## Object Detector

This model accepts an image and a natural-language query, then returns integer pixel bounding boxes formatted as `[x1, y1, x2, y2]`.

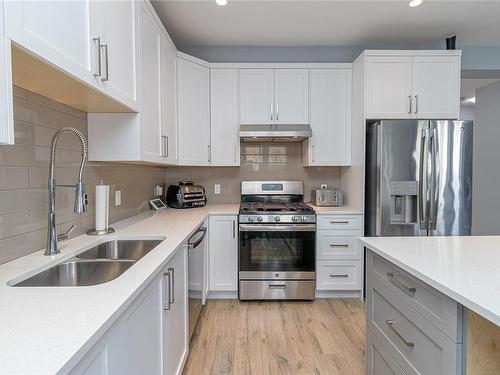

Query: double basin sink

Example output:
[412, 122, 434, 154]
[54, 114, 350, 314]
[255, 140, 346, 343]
[12, 239, 163, 287]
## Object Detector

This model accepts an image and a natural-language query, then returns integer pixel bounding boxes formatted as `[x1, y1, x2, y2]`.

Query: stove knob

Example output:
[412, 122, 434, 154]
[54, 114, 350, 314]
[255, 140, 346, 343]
[301, 216, 308, 222]
[257, 216, 263, 222]
[274, 216, 281, 222]
[248, 217, 255, 222]
[292, 216, 299, 222]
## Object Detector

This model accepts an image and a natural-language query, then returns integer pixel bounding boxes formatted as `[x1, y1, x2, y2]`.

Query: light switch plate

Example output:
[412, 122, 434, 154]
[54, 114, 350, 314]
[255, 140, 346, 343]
[320, 184, 328, 189]
[115, 190, 122, 206]
[214, 184, 221, 195]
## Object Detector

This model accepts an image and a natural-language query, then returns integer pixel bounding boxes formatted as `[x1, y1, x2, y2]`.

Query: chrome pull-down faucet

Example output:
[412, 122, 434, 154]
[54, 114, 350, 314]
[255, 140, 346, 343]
[45, 127, 88, 256]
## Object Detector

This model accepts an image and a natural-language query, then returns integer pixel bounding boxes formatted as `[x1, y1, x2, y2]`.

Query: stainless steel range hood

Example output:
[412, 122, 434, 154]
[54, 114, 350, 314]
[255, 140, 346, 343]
[239, 124, 312, 143]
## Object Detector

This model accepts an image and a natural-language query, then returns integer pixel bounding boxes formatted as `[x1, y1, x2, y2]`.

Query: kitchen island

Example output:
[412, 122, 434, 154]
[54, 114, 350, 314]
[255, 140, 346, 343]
[361, 236, 500, 374]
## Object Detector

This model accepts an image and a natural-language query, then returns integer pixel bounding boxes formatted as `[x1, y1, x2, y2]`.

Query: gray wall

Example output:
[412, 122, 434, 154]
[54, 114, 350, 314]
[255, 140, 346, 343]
[472, 80, 500, 235]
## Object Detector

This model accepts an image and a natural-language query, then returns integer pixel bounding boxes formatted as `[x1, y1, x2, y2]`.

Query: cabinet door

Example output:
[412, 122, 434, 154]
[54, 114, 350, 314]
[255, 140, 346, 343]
[275, 69, 309, 125]
[163, 247, 188, 375]
[177, 58, 210, 166]
[160, 30, 178, 163]
[124, 276, 163, 375]
[412, 56, 460, 119]
[138, 3, 162, 161]
[4, 0, 96, 87]
[0, 7, 14, 145]
[306, 69, 351, 166]
[240, 69, 274, 125]
[209, 215, 238, 291]
[366, 56, 413, 119]
[211, 69, 240, 166]
[99, 0, 138, 108]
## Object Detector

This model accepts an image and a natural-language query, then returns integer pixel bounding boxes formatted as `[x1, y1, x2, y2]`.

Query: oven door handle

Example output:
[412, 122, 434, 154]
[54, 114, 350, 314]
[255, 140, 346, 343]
[239, 224, 316, 232]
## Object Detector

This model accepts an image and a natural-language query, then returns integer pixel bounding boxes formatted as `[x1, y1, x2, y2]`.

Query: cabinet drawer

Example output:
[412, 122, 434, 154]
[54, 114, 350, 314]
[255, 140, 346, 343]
[317, 215, 362, 230]
[367, 251, 462, 342]
[317, 232, 360, 259]
[316, 260, 361, 290]
[367, 274, 462, 375]
[366, 327, 407, 375]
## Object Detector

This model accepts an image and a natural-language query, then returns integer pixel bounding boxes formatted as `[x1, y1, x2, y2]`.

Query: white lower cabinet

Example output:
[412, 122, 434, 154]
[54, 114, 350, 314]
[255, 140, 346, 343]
[209, 215, 238, 292]
[315, 214, 363, 296]
[71, 245, 188, 375]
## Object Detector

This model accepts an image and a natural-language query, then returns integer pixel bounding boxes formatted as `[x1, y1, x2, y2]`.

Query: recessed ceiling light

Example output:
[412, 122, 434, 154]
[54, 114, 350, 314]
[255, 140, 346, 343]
[409, 0, 423, 7]
[216, 0, 228, 6]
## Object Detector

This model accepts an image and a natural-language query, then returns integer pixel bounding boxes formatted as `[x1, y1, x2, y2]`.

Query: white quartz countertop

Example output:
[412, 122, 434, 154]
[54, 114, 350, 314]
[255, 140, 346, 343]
[0, 204, 239, 374]
[360, 236, 500, 327]
[307, 204, 363, 215]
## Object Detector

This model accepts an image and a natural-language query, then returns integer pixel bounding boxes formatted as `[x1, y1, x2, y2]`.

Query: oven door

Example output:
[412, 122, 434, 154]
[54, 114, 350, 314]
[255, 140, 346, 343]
[239, 223, 316, 280]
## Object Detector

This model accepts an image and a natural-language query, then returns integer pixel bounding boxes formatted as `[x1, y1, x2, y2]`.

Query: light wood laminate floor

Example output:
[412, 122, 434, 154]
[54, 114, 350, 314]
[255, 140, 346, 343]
[183, 299, 366, 375]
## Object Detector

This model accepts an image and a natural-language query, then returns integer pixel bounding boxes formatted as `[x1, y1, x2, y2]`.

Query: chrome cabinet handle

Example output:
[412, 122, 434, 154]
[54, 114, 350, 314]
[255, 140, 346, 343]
[269, 284, 286, 289]
[232, 220, 236, 238]
[163, 272, 171, 310]
[387, 272, 416, 295]
[92, 37, 101, 77]
[330, 274, 348, 278]
[386, 320, 415, 348]
[168, 267, 175, 304]
[165, 136, 169, 157]
[234, 144, 237, 163]
[330, 244, 349, 248]
[408, 95, 412, 114]
[330, 220, 349, 224]
[312, 144, 315, 163]
[276, 103, 279, 121]
[415, 95, 419, 114]
[161, 136, 167, 157]
[208, 145, 211, 163]
[270, 104, 274, 121]
[101, 43, 109, 82]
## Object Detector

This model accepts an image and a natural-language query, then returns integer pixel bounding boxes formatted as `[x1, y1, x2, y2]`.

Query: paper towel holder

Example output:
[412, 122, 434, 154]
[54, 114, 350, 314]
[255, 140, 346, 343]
[87, 227, 115, 236]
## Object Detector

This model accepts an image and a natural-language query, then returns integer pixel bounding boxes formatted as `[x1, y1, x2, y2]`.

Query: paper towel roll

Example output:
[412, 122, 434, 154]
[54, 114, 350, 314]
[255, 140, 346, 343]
[95, 183, 109, 231]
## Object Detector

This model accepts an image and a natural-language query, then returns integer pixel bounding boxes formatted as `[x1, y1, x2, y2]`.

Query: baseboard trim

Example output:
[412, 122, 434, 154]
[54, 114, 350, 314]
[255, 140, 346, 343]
[207, 290, 238, 300]
[315, 290, 362, 300]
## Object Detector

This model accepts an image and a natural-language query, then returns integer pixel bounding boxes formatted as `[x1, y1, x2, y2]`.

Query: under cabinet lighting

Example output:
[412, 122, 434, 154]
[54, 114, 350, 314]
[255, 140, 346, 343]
[409, 0, 423, 7]
[216, 0, 228, 6]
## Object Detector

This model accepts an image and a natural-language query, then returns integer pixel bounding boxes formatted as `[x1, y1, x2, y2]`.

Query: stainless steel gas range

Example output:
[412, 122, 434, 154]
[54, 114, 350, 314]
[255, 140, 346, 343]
[238, 181, 316, 300]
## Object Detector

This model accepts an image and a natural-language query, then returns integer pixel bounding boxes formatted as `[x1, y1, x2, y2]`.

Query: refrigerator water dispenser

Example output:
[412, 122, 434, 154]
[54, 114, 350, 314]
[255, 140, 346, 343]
[389, 181, 418, 224]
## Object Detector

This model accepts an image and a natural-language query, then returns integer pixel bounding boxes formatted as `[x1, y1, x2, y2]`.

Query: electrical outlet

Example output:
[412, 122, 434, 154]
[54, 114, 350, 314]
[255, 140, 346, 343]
[115, 190, 122, 206]
[214, 184, 221, 195]
[321, 184, 328, 189]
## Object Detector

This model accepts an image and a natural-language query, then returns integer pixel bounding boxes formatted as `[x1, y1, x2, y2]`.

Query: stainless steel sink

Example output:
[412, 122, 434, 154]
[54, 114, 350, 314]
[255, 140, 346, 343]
[12, 260, 135, 287]
[76, 239, 163, 261]
[11, 238, 164, 287]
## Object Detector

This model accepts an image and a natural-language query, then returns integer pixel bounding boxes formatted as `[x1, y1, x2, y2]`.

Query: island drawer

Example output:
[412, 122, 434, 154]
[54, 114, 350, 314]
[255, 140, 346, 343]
[316, 260, 361, 290]
[367, 274, 463, 375]
[367, 251, 463, 342]
[317, 215, 362, 230]
[316, 231, 361, 260]
[366, 327, 407, 375]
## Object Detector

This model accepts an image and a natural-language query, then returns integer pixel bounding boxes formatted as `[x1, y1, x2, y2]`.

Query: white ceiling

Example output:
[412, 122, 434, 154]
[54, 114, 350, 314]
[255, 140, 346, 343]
[152, 0, 500, 47]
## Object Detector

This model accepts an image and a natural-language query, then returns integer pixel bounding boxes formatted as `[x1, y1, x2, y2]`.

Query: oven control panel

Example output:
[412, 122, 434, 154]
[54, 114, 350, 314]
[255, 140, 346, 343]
[239, 214, 316, 224]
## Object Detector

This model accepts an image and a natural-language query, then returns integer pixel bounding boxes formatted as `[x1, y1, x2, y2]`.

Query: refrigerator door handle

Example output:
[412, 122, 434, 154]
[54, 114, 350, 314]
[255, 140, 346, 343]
[418, 129, 429, 231]
[429, 128, 438, 230]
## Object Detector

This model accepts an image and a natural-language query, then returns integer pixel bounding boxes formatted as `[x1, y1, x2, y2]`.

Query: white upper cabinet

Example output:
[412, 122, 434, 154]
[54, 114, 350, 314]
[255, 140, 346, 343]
[304, 68, 352, 166]
[93, 0, 138, 108]
[0, 5, 13, 145]
[240, 69, 274, 125]
[177, 57, 210, 166]
[365, 56, 413, 119]
[138, 2, 162, 161]
[412, 56, 460, 119]
[4, 0, 139, 111]
[275, 69, 309, 124]
[240, 68, 309, 125]
[365, 52, 461, 120]
[160, 31, 178, 164]
[210, 69, 240, 166]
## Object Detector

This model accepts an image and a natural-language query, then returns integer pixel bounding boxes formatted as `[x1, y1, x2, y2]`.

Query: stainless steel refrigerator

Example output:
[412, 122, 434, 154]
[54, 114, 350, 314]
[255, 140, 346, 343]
[365, 120, 473, 237]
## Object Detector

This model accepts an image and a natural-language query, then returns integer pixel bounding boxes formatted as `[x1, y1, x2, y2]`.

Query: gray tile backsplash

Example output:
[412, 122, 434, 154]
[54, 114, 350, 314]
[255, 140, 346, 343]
[0, 87, 164, 265]
[165, 143, 341, 204]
